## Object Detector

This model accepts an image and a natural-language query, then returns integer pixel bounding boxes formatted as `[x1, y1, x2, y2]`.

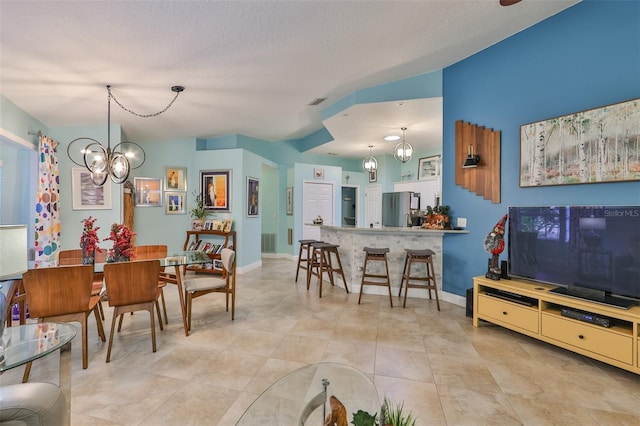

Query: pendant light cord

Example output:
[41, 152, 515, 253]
[108, 86, 183, 118]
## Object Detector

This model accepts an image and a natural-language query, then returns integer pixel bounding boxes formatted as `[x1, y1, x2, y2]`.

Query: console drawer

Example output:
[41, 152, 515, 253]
[541, 314, 633, 365]
[477, 294, 539, 333]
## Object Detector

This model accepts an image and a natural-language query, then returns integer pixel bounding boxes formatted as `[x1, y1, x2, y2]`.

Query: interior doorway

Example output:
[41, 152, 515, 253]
[341, 185, 358, 227]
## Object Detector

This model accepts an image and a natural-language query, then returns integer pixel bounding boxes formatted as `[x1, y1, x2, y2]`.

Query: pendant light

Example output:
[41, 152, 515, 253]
[362, 145, 378, 172]
[394, 127, 413, 163]
[67, 85, 185, 185]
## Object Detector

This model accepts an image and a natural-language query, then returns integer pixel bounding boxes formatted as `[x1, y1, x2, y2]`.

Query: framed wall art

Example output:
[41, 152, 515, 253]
[165, 191, 186, 214]
[165, 166, 187, 191]
[286, 186, 293, 215]
[520, 98, 640, 187]
[247, 176, 259, 217]
[200, 169, 231, 212]
[368, 169, 377, 183]
[418, 155, 440, 180]
[71, 167, 112, 210]
[314, 168, 325, 179]
[134, 177, 162, 207]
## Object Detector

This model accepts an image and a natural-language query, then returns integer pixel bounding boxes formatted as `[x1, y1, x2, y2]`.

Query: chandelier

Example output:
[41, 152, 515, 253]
[362, 145, 378, 172]
[394, 127, 413, 163]
[67, 85, 185, 185]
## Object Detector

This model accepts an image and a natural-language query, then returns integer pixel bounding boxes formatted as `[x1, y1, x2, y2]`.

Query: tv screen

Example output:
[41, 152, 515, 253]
[508, 205, 640, 301]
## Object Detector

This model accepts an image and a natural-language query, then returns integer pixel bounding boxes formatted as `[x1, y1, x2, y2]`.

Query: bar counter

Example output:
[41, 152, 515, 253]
[314, 225, 468, 298]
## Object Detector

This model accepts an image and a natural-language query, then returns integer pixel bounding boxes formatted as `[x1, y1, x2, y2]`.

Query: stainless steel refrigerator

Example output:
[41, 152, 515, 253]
[382, 191, 420, 227]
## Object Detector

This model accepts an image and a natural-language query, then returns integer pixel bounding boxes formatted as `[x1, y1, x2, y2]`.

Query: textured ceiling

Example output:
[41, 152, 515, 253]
[0, 0, 579, 158]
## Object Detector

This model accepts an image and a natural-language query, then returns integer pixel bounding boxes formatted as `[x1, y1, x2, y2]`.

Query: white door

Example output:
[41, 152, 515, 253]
[303, 182, 334, 240]
[365, 184, 382, 228]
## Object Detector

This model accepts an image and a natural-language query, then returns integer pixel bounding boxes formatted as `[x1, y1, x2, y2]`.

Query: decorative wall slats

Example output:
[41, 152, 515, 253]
[455, 120, 501, 204]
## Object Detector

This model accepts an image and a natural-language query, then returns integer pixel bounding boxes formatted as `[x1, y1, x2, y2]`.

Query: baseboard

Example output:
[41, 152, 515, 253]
[237, 260, 262, 275]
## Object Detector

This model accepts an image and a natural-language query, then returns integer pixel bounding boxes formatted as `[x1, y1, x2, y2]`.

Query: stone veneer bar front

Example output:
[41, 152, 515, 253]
[314, 225, 468, 299]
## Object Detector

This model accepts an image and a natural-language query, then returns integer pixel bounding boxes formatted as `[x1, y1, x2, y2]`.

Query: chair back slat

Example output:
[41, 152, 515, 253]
[104, 260, 161, 306]
[22, 265, 94, 317]
[132, 245, 168, 260]
[59, 249, 107, 264]
[221, 248, 235, 275]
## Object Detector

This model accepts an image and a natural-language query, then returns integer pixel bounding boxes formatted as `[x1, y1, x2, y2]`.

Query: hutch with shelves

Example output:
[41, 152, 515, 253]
[183, 230, 236, 275]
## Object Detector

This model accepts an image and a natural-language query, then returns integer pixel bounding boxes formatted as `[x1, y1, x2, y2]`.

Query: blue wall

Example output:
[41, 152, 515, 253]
[441, 0, 640, 295]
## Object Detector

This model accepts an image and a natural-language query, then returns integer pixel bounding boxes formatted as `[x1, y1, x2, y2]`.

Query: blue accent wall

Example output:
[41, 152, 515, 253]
[441, 0, 640, 296]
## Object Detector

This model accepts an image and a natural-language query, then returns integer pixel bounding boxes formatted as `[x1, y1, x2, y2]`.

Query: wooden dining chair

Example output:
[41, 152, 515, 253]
[59, 248, 108, 320]
[21, 264, 106, 375]
[183, 248, 236, 331]
[103, 260, 162, 362]
[132, 245, 169, 324]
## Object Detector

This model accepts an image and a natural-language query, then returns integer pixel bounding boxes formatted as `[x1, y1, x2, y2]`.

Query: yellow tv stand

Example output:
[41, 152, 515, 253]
[473, 275, 640, 375]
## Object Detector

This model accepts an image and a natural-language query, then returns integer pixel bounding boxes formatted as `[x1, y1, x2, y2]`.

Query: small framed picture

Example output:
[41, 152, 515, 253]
[314, 168, 325, 179]
[368, 169, 377, 183]
[223, 219, 233, 233]
[204, 220, 214, 230]
[165, 167, 187, 191]
[213, 220, 224, 231]
[213, 259, 224, 271]
[200, 169, 231, 212]
[247, 177, 259, 217]
[134, 177, 162, 207]
[418, 155, 441, 180]
[165, 191, 186, 214]
[286, 186, 293, 215]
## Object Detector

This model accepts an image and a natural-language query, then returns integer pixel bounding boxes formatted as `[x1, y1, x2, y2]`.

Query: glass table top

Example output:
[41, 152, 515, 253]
[0, 322, 77, 372]
[93, 251, 212, 272]
[236, 362, 380, 425]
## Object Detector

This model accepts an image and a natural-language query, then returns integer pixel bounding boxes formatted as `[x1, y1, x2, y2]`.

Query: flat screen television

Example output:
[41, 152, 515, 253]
[508, 205, 640, 309]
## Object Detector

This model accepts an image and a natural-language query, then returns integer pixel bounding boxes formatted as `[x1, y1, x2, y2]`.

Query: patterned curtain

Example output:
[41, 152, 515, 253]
[34, 134, 61, 268]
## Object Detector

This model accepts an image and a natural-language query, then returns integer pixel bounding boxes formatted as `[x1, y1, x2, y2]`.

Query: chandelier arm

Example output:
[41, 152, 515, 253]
[108, 87, 183, 118]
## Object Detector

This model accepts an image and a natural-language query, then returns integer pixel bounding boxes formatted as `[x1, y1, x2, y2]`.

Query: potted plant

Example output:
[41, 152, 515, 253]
[80, 216, 103, 264]
[104, 223, 136, 262]
[190, 191, 210, 230]
[351, 398, 417, 426]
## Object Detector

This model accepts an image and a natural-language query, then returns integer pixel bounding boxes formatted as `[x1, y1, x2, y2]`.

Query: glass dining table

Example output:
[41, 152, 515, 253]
[95, 251, 212, 337]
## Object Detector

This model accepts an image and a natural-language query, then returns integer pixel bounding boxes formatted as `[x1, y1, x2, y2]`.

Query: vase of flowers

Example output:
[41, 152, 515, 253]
[104, 223, 136, 262]
[80, 216, 102, 264]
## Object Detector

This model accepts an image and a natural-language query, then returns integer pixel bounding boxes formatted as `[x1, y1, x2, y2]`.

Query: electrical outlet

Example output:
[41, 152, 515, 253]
[457, 217, 467, 228]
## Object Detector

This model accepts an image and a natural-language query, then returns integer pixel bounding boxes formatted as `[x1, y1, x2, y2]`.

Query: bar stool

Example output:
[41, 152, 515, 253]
[306, 242, 349, 298]
[398, 248, 440, 310]
[295, 239, 320, 283]
[359, 247, 393, 307]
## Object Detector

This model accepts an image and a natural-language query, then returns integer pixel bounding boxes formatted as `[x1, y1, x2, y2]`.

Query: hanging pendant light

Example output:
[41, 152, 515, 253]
[394, 127, 413, 163]
[67, 85, 184, 185]
[362, 145, 378, 172]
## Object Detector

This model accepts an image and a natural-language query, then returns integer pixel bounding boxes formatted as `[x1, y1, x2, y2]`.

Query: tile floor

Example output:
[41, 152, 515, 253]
[3, 258, 639, 425]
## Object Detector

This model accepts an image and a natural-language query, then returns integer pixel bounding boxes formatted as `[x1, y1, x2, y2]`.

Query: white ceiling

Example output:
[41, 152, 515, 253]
[0, 0, 579, 159]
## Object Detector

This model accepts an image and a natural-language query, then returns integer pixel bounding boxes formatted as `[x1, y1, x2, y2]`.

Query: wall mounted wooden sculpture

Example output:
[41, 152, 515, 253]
[455, 120, 501, 204]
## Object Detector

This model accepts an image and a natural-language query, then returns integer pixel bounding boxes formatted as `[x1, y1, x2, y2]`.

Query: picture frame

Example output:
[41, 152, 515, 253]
[213, 259, 224, 271]
[213, 220, 224, 231]
[134, 177, 163, 207]
[520, 97, 640, 187]
[165, 166, 187, 191]
[314, 168, 325, 179]
[200, 169, 231, 212]
[165, 191, 186, 214]
[368, 169, 377, 183]
[71, 167, 112, 210]
[418, 155, 441, 180]
[286, 186, 293, 215]
[203, 220, 214, 230]
[223, 219, 233, 233]
[247, 176, 259, 217]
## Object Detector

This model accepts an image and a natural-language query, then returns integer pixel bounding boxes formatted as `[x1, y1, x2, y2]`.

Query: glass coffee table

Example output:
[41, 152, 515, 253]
[1, 323, 77, 423]
[237, 362, 380, 425]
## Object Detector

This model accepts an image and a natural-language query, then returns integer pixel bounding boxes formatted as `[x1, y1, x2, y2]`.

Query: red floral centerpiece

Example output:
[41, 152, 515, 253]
[80, 216, 103, 264]
[104, 223, 136, 262]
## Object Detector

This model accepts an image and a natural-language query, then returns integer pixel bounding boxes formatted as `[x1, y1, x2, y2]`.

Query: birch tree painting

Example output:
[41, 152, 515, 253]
[520, 98, 640, 187]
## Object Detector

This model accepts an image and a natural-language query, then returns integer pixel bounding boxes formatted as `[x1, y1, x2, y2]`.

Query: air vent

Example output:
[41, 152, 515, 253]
[308, 98, 327, 106]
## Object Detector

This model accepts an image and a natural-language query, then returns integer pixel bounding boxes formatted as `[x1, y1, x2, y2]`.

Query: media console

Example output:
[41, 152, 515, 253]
[473, 275, 640, 375]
